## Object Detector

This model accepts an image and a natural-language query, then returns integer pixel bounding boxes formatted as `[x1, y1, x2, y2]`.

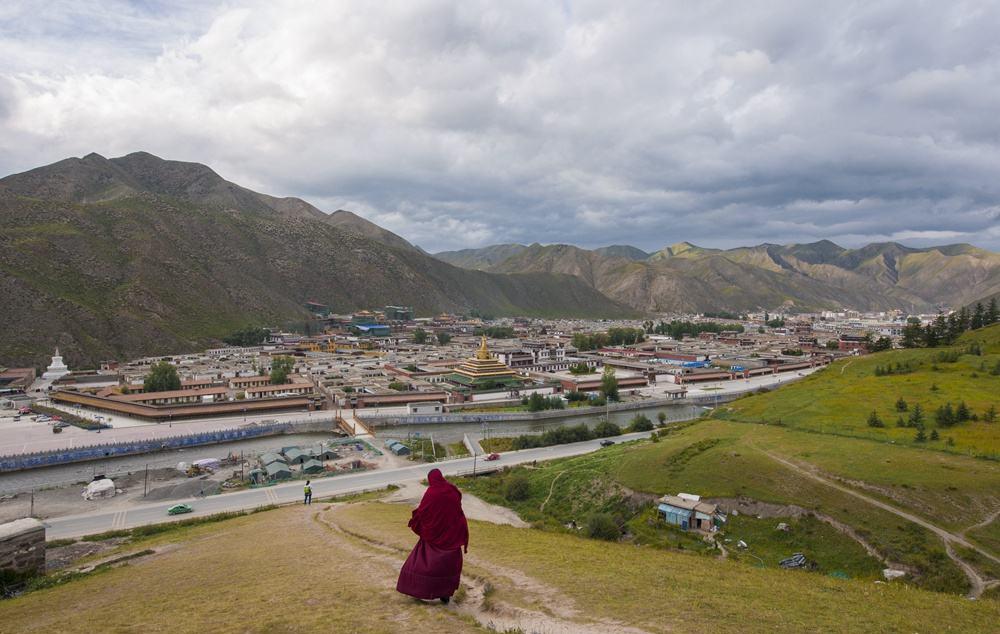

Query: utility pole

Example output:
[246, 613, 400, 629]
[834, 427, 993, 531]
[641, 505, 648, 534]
[29, 491, 34, 517]
[143, 464, 149, 497]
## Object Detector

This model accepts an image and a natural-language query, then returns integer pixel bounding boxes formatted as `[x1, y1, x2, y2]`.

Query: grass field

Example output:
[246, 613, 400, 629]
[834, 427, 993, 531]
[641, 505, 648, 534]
[716, 324, 1000, 458]
[460, 417, 1000, 594]
[333, 502, 999, 632]
[2, 498, 997, 632]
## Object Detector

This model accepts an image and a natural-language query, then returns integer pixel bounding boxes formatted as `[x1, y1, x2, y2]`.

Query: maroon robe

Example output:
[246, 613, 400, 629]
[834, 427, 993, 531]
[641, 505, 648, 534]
[396, 469, 469, 600]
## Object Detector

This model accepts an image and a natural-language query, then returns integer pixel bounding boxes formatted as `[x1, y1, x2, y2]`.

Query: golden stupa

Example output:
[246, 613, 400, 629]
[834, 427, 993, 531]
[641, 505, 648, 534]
[447, 335, 522, 389]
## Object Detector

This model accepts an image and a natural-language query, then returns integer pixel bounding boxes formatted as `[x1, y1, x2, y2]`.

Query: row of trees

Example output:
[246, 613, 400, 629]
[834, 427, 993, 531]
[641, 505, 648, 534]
[412, 328, 451, 345]
[901, 299, 1000, 348]
[643, 320, 744, 339]
[521, 393, 565, 411]
[868, 399, 996, 430]
[508, 421, 623, 450]
[475, 326, 515, 339]
[572, 328, 646, 351]
[222, 327, 269, 347]
[144, 354, 297, 393]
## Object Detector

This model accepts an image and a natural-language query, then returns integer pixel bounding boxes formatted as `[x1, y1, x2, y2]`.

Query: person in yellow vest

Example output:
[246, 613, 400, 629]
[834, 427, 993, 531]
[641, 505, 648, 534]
[304, 480, 312, 505]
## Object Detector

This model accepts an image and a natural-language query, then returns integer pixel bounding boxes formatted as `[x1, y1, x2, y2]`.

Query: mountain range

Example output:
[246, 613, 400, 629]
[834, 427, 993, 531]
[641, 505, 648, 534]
[435, 240, 1000, 314]
[4, 151, 998, 369]
[0, 152, 629, 368]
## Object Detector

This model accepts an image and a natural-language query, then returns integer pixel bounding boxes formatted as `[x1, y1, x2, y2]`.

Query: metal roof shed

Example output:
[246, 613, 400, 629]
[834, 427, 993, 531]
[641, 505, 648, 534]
[301, 459, 325, 474]
[266, 462, 292, 480]
[283, 448, 308, 464]
[261, 452, 286, 466]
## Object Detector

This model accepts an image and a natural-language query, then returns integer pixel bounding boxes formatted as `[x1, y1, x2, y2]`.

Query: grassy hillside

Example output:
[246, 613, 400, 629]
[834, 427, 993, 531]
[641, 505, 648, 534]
[460, 418, 1000, 595]
[2, 500, 996, 633]
[715, 324, 1000, 458]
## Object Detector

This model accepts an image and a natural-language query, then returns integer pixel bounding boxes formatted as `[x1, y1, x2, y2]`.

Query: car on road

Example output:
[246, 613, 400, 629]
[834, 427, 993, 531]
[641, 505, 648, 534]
[599, 439, 616, 447]
[167, 503, 193, 516]
[485, 453, 500, 461]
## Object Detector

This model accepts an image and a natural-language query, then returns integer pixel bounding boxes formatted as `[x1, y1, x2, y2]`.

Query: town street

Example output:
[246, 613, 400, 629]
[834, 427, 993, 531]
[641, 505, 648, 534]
[42, 431, 653, 540]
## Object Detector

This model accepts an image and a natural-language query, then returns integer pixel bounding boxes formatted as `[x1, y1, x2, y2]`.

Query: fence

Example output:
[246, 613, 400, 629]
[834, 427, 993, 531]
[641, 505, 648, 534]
[0, 422, 295, 472]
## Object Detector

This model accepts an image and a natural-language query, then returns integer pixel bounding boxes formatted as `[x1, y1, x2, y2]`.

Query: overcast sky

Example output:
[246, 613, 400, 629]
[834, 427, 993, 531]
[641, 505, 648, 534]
[2, 1, 999, 252]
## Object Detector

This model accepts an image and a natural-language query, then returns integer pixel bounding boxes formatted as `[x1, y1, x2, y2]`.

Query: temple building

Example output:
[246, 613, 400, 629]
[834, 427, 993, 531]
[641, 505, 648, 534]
[447, 336, 524, 390]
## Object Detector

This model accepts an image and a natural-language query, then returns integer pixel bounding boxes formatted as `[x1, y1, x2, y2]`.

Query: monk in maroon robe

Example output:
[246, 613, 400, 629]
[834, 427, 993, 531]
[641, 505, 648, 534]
[396, 468, 469, 603]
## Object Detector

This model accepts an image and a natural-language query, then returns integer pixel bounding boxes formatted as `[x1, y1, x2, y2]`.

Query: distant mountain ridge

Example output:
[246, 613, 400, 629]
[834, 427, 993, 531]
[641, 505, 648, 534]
[0, 152, 631, 368]
[436, 240, 1000, 314]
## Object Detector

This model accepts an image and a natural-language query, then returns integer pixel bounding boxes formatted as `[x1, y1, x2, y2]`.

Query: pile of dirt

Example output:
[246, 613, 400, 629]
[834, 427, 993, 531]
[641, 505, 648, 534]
[144, 478, 221, 501]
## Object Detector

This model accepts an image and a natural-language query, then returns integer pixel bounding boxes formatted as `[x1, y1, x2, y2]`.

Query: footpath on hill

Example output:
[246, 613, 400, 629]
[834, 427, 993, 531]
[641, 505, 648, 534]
[757, 445, 1000, 598]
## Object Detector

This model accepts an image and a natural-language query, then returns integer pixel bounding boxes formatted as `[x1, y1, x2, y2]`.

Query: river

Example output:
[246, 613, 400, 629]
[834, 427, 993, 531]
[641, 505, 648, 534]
[0, 403, 705, 494]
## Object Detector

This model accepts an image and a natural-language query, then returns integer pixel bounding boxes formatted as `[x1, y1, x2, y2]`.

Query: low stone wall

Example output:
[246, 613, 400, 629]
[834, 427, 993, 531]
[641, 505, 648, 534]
[0, 518, 45, 575]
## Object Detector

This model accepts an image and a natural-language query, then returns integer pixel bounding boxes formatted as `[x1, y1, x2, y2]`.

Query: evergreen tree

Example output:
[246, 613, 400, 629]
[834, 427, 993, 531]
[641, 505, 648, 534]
[930, 429, 940, 441]
[955, 401, 970, 422]
[987, 298, 1000, 325]
[935, 403, 955, 427]
[909, 404, 924, 427]
[143, 361, 181, 393]
[866, 410, 885, 428]
[984, 405, 997, 423]
[915, 428, 927, 442]
[600, 366, 619, 402]
[269, 356, 295, 384]
[895, 397, 908, 412]
[971, 303, 986, 330]
[901, 323, 923, 348]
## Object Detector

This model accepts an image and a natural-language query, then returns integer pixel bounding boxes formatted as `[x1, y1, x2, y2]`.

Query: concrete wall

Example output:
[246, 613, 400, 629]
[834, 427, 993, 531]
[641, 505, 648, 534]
[0, 518, 45, 575]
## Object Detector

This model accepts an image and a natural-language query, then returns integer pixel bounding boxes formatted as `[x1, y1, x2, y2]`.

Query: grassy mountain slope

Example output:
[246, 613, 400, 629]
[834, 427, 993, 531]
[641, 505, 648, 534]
[2, 499, 996, 633]
[716, 323, 1000, 458]
[592, 244, 649, 260]
[433, 243, 528, 270]
[0, 153, 630, 368]
[325, 209, 422, 253]
[444, 240, 1000, 312]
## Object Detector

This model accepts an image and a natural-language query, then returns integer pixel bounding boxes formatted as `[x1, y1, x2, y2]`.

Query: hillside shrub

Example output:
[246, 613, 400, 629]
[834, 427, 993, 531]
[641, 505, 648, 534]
[502, 474, 531, 502]
[628, 414, 654, 432]
[584, 513, 620, 541]
[592, 421, 623, 438]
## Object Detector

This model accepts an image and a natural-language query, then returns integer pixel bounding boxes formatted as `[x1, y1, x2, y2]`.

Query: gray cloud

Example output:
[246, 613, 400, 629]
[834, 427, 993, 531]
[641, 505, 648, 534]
[1, 0, 999, 252]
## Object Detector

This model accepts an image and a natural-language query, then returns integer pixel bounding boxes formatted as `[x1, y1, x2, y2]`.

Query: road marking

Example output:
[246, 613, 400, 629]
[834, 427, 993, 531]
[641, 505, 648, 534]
[112, 510, 127, 530]
[265, 488, 279, 504]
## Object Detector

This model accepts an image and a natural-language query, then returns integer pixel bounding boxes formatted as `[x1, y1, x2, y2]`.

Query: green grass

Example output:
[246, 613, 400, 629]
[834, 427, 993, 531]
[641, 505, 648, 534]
[336, 502, 1000, 632]
[462, 419, 989, 594]
[721, 514, 883, 579]
[717, 324, 1000, 458]
[480, 437, 516, 452]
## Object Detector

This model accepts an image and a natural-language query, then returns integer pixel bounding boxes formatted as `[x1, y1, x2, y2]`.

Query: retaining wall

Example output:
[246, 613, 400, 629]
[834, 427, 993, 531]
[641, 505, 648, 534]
[0, 518, 45, 575]
[360, 396, 704, 426]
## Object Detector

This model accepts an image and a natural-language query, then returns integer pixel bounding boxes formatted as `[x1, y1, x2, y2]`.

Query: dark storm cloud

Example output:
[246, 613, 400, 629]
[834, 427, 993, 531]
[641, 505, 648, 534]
[1, 0, 999, 251]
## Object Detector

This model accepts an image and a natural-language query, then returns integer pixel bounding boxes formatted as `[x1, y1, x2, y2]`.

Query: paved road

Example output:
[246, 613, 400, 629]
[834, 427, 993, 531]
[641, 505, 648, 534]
[43, 431, 651, 540]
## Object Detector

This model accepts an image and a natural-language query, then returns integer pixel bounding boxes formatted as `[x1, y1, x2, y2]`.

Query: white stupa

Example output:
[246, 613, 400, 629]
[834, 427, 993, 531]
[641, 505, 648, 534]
[42, 348, 71, 380]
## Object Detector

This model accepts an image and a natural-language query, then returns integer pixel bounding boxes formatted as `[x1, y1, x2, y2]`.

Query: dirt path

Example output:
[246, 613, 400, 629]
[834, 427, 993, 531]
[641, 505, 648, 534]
[839, 360, 854, 375]
[964, 507, 1000, 535]
[756, 446, 999, 598]
[384, 481, 529, 528]
[540, 470, 569, 514]
[315, 503, 649, 633]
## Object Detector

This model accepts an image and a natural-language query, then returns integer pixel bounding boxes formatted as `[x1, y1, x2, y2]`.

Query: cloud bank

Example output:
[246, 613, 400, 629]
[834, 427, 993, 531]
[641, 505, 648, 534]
[2, 0, 999, 252]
